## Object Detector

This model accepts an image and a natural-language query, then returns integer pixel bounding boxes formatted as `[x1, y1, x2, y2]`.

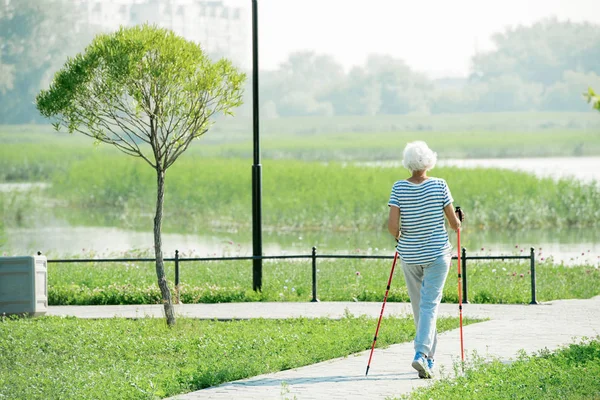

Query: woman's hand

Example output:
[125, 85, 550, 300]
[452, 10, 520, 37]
[444, 204, 462, 231]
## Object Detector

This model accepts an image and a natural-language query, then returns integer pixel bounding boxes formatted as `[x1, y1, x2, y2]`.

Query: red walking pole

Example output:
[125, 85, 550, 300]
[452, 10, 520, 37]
[365, 251, 398, 376]
[456, 206, 465, 365]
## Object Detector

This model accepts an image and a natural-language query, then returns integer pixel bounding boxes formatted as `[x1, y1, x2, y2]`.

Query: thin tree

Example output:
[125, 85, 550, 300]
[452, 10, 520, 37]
[36, 25, 245, 326]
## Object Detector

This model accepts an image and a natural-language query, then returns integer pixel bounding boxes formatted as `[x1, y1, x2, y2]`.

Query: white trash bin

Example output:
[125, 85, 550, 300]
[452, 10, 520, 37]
[0, 255, 48, 316]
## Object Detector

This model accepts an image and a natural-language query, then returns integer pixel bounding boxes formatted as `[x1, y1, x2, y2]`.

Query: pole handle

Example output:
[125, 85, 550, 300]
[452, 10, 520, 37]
[455, 206, 464, 222]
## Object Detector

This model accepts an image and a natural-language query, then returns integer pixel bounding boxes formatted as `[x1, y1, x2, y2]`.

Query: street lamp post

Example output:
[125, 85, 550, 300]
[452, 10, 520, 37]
[251, 0, 262, 291]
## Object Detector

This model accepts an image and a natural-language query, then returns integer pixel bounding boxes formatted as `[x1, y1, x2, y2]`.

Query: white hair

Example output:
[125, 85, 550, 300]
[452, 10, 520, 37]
[402, 141, 437, 172]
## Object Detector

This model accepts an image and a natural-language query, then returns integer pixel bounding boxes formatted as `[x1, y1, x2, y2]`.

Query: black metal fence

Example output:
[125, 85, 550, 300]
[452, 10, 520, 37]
[42, 247, 539, 305]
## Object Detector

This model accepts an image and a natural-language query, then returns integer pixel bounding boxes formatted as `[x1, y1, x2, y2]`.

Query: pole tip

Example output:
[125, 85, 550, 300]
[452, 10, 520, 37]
[365, 366, 370, 377]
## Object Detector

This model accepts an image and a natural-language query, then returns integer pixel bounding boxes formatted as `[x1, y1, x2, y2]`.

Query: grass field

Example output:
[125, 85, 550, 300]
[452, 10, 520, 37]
[210, 111, 600, 136]
[207, 129, 600, 160]
[2, 111, 600, 180]
[47, 257, 600, 305]
[403, 338, 600, 400]
[0, 315, 475, 399]
[3, 114, 600, 171]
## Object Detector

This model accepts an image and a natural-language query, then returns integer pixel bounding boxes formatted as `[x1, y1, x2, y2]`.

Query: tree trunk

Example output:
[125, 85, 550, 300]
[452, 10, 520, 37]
[154, 168, 176, 326]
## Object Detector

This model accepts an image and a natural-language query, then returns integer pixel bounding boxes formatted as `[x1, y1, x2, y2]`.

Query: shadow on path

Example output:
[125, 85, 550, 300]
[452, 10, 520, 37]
[221, 372, 418, 388]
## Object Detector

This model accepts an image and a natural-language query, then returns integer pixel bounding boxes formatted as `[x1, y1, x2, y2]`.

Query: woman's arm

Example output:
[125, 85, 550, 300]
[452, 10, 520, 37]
[388, 206, 401, 240]
[443, 203, 462, 231]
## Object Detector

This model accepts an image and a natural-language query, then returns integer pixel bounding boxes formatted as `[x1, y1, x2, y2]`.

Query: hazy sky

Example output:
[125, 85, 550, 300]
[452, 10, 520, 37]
[226, 0, 600, 78]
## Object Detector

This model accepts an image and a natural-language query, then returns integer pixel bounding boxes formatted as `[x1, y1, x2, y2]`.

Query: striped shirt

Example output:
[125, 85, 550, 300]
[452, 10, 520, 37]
[388, 177, 453, 264]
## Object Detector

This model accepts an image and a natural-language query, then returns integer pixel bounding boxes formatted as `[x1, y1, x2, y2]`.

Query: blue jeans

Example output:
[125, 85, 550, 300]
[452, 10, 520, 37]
[401, 254, 451, 358]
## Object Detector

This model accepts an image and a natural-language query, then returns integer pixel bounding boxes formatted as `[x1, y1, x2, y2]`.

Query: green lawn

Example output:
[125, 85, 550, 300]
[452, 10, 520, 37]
[47, 257, 600, 305]
[0, 315, 474, 400]
[403, 338, 600, 400]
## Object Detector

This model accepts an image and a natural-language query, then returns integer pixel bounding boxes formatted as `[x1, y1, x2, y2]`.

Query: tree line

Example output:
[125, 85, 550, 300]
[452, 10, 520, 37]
[1, 1, 600, 123]
[245, 18, 600, 118]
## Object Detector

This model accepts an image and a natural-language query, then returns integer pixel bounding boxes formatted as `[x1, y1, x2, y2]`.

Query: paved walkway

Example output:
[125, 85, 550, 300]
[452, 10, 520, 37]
[48, 297, 600, 400]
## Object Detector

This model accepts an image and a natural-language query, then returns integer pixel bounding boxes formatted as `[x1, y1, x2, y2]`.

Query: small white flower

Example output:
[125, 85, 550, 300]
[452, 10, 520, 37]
[492, 269, 497, 273]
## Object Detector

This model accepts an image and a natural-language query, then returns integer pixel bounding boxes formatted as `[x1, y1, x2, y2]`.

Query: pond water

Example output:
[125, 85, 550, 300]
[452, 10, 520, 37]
[363, 156, 600, 183]
[3, 226, 283, 258]
[3, 225, 599, 267]
[441, 156, 600, 183]
[0, 182, 50, 192]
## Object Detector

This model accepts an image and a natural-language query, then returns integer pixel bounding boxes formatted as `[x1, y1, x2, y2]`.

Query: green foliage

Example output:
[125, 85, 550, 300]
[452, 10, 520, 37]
[586, 88, 600, 112]
[46, 257, 600, 305]
[0, 315, 472, 399]
[472, 19, 600, 86]
[250, 19, 600, 116]
[405, 338, 600, 400]
[36, 24, 245, 169]
[0, 0, 95, 123]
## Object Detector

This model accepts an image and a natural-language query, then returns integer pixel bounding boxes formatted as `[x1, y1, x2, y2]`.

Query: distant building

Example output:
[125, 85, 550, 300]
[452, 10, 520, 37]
[79, 0, 249, 68]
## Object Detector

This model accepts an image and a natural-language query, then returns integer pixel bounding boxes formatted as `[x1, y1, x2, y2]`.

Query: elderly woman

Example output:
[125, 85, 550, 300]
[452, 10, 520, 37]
[387, 141, 462, 379]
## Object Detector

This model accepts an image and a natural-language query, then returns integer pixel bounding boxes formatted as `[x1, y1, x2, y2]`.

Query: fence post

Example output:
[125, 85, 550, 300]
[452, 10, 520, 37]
[311, 246, 319, 302]
[529, 247, 539, 305]
[174, 250, 180, 304]
[461, 247, 468, 304]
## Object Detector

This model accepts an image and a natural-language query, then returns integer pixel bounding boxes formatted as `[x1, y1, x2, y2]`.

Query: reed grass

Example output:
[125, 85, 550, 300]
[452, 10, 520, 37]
[43, 155, 600, 232]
